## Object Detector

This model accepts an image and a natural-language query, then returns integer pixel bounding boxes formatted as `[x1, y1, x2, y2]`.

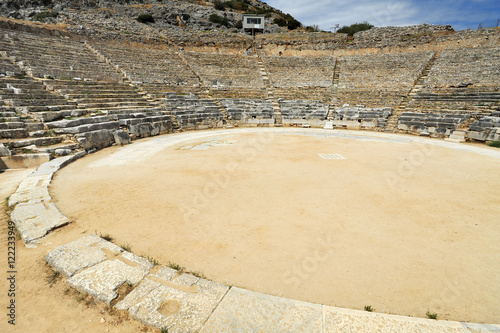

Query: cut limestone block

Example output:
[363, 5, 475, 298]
[67, 254, 153, 304]
[116, 267, 229, 332]
[11, 200, 71, 243]
[8, 174, 53, 206]
[46, 234, 123, 278]
[113, 129, 131, 146]
[200, 287, 323, 332]
[30, 152, 86, 177]
[323, 306, 468, 332]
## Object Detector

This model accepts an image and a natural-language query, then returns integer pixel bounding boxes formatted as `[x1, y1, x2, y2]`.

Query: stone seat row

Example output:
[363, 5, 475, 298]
[422, 47, 500, 89]
[262, 55, 336, 88]
[331, 106, 392, 129]
[183, 52, 264, 88]
[163, 92, 224, 129]
[89, 41, 199, 85]
[337, 51, 435, 92]
[220, 98, 274, 126]
[397, 112, 471, 136]
[0, 29, 122, 82]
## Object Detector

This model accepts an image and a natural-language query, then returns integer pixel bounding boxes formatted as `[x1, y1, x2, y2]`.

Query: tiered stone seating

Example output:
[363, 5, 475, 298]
[183, 52, 264, 88]
[424, 47, 500, 88]
[0, 76, 84, 158]
[273, 87, 334, 103]
[400, 48, 500, 137]
[0, 77, 79, 139]
[90, 40, 199, 86]
[0, 55, 23, 77]
[139, 83, 204, 99]
[468, 112, 500, 142]
[406, 48, 500, 113]
[280, 100, 329, 127]
[220, 99, 274, 126]
[406, 89, 500, 113]
[0, 27, 122, 82]
[332, 106, 392, 129]
[336, 51, 435, 107]
[397, 112, 471, 136]
[0, 77, 78, 114]
[43, 80, 162, 117]
[209, 88, 267, 100]
[163, 93, 224, 129]
[262, 56, 335, 88]
[114, 113, 173, 139]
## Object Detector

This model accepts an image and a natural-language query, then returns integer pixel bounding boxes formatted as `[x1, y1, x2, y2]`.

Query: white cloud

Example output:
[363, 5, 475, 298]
[264, 0, 500, 31]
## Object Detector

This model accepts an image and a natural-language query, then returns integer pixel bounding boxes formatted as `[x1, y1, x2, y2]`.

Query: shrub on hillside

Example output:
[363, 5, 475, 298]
[209, 14, 230, 27]
[273, 14, 302, 30]
[273, 17, 287, 27]
[337, 22, 374, 36]
[137, 13, 155, 24]
[305, 25, 321, 32]
[226, 1, 249, 11]
[287, 18, 301, 30]
[214, 0, 226, 11]
[32, 11, 59, 22]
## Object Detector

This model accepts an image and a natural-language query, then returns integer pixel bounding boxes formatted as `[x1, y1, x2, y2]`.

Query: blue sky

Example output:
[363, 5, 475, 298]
[264, 0, 500, 31]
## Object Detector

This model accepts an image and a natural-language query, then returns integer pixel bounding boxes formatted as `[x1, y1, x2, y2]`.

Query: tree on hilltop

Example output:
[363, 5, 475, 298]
[337, 22, 374, 36]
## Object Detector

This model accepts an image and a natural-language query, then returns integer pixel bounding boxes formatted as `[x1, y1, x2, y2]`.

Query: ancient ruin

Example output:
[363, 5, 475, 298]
[1, 0, 500, 331]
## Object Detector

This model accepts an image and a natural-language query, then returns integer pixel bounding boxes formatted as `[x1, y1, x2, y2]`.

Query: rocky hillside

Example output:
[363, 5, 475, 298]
[0, 0, 302, 38]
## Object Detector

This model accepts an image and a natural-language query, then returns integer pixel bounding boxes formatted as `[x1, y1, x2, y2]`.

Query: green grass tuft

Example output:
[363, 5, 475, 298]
[168, 262, 182, 271]
[487, 141, 500, 148]
[426, 311, 438, 320]
[120, 243, 132, 252]
[46, 269, 61, 287]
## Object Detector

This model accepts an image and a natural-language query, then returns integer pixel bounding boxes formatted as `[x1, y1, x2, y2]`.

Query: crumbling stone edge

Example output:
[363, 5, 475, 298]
[8, 151, 86, 245]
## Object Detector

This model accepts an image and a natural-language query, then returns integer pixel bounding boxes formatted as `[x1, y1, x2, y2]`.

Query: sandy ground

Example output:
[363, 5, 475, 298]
[2, 130, 500, 331]
[49, 131, 500, 324]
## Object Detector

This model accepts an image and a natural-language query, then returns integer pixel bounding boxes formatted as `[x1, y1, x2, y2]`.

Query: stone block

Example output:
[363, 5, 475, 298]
[68, 255, 152, 304]
[8, 174, 53, 206]
[75, 129, 116, 150]
[113, 129, 131, 146]
[0, 153, 52, 170]
[11, 200, 71, 243]
[0, 143, 11, 156]
[116, 267, 229, 332]
[55, 148, 73, 156]
[323, 306, 466, 332]
[468, 131, 487, 141]
[30, 152, 86, 177]
[201, 287, 322, 332]
[46, 234, 123, 278]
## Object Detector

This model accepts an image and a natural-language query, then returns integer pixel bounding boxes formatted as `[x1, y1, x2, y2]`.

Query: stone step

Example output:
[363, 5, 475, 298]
[0, 128, 27, 139]
[0, 121, 25, 130]
[45, 116, 111, 129]
[8, 98, 77, 107]
[72, 97, 146, 104]
[30, 109, 90, 122]
[445, 130, 467, 143]
[52, 121, 120, 135]
[32, 142, 80, 155]
[62, 92, 144, 99]
[7, 136, 64, 148]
